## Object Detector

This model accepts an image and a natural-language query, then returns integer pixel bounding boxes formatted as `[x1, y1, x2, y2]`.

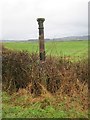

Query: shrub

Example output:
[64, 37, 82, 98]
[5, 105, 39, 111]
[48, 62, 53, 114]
[2, 46, 88, 96]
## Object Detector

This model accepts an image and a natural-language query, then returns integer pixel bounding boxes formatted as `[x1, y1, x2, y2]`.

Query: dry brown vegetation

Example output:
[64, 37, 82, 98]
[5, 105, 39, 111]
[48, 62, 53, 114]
[2, 46, 88, 92]
[2, 46, 88, 116]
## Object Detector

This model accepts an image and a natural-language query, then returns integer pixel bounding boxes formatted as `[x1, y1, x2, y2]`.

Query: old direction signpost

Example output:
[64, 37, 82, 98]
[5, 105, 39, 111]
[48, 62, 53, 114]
[37, 18, 45, 62]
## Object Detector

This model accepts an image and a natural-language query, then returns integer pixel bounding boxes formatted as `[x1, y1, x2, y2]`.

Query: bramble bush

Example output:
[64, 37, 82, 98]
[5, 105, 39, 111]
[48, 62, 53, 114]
[2, 46, 88, 96]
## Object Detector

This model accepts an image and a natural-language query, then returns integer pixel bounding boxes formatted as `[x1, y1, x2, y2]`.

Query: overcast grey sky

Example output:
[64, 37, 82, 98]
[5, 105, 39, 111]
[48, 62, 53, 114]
[0, 0, 89, 40]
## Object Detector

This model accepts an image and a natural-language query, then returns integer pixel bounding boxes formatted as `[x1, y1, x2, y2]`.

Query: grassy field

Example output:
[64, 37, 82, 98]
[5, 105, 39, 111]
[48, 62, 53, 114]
[3, 40, 88, 57]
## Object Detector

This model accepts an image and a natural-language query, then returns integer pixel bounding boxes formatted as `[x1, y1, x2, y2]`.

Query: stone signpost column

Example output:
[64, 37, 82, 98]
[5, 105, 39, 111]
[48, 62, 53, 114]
[37, 18, 45, 62]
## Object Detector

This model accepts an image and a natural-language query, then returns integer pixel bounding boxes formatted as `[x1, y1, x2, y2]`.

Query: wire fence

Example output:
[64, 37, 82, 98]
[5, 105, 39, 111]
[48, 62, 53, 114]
[2, 40, 88, 61]
[30, 40, 88, 59]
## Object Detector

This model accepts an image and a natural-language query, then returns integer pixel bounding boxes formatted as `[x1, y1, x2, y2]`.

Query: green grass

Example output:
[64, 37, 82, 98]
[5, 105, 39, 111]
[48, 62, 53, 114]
[3, 40, 88, 57]
[2, 92, 88, 118]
